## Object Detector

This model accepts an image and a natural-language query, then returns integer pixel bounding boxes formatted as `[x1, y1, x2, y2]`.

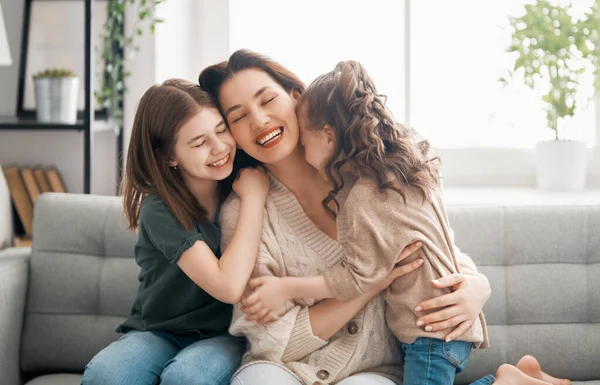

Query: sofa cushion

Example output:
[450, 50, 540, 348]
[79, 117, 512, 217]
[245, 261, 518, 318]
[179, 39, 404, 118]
[21, 194, 139, 373]
[450, 206, 600, 384]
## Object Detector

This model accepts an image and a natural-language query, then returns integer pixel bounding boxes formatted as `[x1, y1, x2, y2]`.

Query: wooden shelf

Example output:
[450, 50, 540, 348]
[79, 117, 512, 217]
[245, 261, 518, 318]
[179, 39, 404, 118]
[0, 116, 86, 131]
[0, 116, 117, 132]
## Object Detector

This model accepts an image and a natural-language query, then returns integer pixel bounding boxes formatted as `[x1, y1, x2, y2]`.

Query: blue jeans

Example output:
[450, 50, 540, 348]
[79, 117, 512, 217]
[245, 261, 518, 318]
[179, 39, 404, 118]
[401, 337, 495, 385]
[81, 330, 245, 385]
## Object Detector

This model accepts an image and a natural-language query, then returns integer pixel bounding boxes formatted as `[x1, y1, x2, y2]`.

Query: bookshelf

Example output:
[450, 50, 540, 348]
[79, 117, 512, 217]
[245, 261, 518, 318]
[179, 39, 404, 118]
[0, 0, 122, 194]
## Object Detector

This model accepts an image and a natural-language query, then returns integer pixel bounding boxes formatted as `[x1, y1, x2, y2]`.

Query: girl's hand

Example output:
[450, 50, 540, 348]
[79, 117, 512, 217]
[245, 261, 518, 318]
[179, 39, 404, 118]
[365, 241, 424, 295]
[241, 276, 289, 323]
[415, 272, 491, 342]
[233, 167, 269, 202]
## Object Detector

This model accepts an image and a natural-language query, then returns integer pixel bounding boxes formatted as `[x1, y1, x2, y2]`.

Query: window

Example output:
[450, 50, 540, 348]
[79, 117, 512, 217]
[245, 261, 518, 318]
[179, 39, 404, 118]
[229, 0, 407, 122]
[410, 0, 596, 148]
[229, 0, 596, 149]
[223, 0, 600, 186]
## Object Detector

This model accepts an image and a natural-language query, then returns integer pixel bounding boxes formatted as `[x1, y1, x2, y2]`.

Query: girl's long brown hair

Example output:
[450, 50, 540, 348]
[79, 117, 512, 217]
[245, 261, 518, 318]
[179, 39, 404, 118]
[300, 61, 439, 215]
[121, 78, 227, 231]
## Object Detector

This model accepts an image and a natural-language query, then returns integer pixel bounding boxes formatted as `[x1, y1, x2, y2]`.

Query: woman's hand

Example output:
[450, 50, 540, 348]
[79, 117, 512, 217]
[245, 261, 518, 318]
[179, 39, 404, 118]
[365, 241, 424, 295]
[415, 272, 491, 342]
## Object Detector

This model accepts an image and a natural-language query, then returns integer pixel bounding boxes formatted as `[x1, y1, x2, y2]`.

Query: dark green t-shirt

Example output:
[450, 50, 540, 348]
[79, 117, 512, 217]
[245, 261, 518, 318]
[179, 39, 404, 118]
[117, 194, 232, 337]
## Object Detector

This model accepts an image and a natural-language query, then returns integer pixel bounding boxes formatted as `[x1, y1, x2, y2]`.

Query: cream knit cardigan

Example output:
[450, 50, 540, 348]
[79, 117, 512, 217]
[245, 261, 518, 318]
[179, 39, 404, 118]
[220, 175, 480, 385]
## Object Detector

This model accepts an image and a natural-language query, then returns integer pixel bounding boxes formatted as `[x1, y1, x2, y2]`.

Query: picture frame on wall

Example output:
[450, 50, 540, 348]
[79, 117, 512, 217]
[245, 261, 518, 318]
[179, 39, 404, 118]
[16, 0, 109, 120]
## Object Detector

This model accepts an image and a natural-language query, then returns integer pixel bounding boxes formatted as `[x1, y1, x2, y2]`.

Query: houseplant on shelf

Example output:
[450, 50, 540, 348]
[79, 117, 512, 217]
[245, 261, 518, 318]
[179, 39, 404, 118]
[502, 0, 599, 192]
[32, 68, 79, 124]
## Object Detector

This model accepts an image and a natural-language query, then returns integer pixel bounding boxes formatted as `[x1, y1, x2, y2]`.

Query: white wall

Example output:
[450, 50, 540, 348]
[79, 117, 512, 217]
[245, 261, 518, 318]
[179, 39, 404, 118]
[122, 2, 157, 169]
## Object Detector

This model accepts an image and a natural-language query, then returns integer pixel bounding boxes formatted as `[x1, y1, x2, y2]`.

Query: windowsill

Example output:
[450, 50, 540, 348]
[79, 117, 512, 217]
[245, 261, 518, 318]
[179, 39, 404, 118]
[443, 187, 600, 206]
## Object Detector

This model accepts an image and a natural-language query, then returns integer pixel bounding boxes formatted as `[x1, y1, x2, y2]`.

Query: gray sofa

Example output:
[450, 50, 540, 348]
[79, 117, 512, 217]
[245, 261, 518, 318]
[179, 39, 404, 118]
[0, 193, 598, 385]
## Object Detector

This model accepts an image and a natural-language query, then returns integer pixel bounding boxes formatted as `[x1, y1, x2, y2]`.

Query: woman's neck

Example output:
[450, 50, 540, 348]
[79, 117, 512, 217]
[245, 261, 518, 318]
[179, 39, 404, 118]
[267, 146, 337, 240]
[266, 146, 326, 195]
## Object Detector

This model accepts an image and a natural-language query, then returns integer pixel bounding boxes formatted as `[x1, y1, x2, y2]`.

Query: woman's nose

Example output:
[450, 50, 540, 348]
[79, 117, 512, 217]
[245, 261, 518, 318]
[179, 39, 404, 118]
[250, 110, 270, 130]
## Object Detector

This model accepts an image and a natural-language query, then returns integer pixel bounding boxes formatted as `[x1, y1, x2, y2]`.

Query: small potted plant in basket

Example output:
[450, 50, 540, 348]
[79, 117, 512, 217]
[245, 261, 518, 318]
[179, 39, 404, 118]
[501, 0, 600, 191]
[33, 68, 79, 124]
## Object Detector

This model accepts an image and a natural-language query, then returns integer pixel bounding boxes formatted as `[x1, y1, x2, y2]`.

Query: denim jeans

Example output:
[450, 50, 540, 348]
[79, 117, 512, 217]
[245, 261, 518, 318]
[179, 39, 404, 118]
[401, 337, 495, 385]
[81, 330, 245, 385]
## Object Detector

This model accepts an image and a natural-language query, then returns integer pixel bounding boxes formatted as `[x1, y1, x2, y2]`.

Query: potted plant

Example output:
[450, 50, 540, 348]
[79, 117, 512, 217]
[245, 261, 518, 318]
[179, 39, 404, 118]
[33, 68, 79, 124]
[502, 0, 599, 192]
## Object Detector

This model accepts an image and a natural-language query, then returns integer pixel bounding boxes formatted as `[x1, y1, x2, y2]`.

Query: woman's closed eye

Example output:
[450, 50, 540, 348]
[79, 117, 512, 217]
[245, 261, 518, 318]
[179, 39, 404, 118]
[262, 96, 276, 105]
[231, 113, 246, 124]
[231, 96, 275, 123]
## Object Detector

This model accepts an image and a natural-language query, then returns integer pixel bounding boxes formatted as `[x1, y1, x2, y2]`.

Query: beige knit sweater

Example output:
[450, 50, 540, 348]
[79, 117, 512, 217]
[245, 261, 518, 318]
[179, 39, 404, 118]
[323, 177, 489, 349]
[220, 175, 483, 384]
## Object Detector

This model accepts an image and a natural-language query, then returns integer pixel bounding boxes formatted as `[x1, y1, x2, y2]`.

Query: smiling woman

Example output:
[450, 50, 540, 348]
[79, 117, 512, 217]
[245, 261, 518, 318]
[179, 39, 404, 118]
[210, 67, 303, 166]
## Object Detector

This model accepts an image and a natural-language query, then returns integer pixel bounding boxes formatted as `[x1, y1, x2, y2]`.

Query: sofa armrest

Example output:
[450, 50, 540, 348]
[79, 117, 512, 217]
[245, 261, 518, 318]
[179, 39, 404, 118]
[0, 247, 31, 385]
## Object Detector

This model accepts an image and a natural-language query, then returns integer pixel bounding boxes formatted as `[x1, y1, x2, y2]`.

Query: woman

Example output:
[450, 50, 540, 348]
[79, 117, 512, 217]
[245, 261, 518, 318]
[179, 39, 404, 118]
[199, 50, 569, 385]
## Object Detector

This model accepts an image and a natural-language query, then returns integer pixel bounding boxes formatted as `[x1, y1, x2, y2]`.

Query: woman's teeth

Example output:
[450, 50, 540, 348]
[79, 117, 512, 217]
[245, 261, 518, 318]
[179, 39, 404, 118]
[257, 128, 283, 145]
[209, 154, 230, 167]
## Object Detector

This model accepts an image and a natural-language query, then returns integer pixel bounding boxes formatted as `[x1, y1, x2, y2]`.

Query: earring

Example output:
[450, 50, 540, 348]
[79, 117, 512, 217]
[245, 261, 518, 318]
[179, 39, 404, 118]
[172, 165, 178, 170]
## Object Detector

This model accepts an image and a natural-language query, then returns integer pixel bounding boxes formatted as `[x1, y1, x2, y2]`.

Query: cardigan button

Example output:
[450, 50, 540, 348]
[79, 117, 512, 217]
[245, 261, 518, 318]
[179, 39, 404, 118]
[317, 370, 330, 380]
[347, 322, 359, 335]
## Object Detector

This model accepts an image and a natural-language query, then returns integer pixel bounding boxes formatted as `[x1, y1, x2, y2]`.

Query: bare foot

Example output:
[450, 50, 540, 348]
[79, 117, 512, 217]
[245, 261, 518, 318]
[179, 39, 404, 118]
[494, 364, 551, 385]
[516, 355, 572, 385]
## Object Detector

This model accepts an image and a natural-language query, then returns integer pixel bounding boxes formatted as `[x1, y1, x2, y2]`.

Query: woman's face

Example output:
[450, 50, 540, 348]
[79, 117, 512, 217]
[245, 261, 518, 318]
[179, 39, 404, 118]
[218, 68, 300, 165]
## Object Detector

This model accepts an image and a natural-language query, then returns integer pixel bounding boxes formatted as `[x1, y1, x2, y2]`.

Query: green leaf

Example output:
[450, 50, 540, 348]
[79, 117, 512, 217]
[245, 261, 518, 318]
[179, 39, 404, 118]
[502, 0, 600, 133]
[96, 0, 167, 121]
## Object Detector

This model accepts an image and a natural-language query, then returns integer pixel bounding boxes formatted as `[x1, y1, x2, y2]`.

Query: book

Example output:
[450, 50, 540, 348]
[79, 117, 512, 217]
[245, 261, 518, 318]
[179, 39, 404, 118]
[45, 167, 67, 193]
[33, 167, 52, 193]
[20, 168, 41, 204]
[2, 166, 34, 237]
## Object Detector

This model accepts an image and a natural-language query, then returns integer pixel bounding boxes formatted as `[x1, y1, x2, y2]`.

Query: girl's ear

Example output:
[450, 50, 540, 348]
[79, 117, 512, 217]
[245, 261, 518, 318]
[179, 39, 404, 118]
[323, 124, 335, 149]
[168, 157, 178, 168]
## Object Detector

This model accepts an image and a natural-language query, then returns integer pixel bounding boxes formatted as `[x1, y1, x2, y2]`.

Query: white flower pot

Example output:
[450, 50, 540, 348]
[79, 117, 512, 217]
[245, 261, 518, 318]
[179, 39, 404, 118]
[536, 140, 587, 192]
[33, 76, 79, 124]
